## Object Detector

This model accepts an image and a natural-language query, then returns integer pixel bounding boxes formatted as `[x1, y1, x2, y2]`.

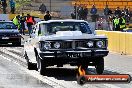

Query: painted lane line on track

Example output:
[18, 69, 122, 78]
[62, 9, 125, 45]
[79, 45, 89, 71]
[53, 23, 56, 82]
[1, 48, 129, 88]
[0, 54, 123, 88]
[0, 55, 65, 88]
[0, 54, 92, 88]
[1, 50, 129, 88]
[0, 53, 121, 88]
[1, 48, 101, 88]
[5, 48, 22, 53]
[4, 47, 24, 56]
[0, 49, 26, 63]
[0, 55, 11, 61]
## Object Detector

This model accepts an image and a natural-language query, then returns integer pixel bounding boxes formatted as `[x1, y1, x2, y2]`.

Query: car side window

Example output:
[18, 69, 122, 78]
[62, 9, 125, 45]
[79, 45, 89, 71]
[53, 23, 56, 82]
[39, 23, 47, 36]
[38, 25, 41, 36]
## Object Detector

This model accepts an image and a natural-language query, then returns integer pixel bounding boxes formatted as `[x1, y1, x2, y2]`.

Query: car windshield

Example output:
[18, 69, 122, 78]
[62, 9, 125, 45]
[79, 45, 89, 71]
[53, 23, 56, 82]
[0, 22, 17, 29]
[47, 22, 92, 34]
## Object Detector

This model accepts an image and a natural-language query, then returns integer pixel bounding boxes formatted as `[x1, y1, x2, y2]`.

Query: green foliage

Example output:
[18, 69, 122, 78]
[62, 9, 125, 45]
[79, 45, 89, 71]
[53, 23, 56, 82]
[15, 0, 31, 9]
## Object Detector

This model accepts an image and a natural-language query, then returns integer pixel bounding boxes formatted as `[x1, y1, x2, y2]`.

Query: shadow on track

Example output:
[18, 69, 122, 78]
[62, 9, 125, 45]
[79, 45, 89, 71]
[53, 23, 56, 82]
[41, 67, 120, 81]
[44, 67, 78, 81]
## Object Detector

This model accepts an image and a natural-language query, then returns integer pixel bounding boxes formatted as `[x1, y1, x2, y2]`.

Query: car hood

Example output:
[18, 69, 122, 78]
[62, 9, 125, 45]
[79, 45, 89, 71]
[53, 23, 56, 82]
[39, 31, 107, 41]
[0, 29, 19, 34]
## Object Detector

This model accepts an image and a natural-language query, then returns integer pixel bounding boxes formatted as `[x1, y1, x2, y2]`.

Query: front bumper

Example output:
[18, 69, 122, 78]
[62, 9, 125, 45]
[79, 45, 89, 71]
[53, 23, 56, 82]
[0, 37, 21, 44]
[39, 50, 109, 59]
[37, 49, 109, 65]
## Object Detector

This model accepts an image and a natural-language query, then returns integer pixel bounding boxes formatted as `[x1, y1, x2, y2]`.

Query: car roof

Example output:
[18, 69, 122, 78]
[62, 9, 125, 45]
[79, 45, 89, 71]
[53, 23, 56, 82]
[37, 19, 88, 24]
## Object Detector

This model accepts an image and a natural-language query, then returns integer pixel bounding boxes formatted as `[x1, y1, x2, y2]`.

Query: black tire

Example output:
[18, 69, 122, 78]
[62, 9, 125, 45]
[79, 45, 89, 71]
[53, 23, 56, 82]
[24, 52, 37, 70]
[77, 76, 87, 85]
[95, 57, 104, 74]
[37, 56, 46, 75]
[27, 62, 35, 70]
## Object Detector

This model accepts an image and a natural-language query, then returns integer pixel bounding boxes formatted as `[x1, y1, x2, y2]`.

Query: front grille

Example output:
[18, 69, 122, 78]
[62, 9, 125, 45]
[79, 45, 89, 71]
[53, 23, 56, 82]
[60, 40, 88, 49]
[75, 41, 87, 48]
[44, 39, 107, 50]
[60, 41, 72, 49]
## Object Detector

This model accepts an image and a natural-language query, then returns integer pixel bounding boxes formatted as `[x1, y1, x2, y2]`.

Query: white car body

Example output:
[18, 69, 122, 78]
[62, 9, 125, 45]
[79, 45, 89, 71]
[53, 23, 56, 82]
[24, 19, 108, 74]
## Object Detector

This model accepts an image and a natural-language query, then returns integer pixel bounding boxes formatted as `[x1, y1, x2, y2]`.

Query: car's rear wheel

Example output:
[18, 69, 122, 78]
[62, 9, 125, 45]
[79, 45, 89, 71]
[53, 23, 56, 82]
[24, 52, 36, 70]
[37, 56, 46, 75]
[77, 76, 87, 85]
[95, 57, 104, 74]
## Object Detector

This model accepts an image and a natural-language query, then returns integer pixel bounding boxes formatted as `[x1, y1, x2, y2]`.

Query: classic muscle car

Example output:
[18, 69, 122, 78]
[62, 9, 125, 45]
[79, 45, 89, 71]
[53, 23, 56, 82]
[24, 19, 109, 75]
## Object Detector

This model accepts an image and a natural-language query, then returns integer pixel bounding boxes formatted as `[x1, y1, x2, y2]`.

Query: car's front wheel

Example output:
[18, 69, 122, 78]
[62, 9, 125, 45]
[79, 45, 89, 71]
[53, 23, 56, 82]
[95, 57, 104, 74]
[37, 56, 46, 75]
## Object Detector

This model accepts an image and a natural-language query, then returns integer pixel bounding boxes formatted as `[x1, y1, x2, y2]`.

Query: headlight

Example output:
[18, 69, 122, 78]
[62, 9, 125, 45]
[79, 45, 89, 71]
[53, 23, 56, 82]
[87, 41, 94, 47]
[43, 42, 51, 50]
[96, 41, 104, 48]
[54, 42, 60, 49]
